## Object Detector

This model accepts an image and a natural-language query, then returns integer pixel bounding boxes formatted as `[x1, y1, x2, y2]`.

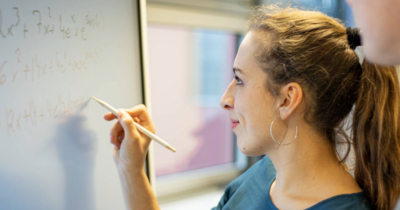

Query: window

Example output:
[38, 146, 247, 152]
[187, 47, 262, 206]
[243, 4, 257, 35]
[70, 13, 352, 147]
[148, 25, 240, 176]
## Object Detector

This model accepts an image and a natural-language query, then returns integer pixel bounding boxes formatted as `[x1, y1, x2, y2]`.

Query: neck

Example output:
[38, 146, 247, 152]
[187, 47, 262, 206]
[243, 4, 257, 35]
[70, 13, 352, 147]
[267, 124, 344, 196]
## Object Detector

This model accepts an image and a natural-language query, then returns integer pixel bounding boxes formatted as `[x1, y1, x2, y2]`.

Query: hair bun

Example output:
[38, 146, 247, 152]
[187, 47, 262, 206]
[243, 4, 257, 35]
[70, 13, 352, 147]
[346, 27, 361, 50]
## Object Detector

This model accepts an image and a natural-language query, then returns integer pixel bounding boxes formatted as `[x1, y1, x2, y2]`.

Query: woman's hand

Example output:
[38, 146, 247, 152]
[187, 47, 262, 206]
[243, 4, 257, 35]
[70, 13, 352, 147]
[103, 105, 160, 210]
[103, 104, 155, 172]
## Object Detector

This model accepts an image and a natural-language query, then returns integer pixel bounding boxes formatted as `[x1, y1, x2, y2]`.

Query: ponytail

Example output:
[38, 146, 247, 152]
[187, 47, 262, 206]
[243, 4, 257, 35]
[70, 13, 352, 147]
[353, 60, 400, 209]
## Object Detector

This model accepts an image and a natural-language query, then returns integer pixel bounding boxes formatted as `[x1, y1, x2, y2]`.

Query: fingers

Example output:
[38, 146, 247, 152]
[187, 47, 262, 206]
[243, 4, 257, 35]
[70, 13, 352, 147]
[125, 104, 150, 123]
[117, 109, 140, 138]
[103, 104, 148, 121]
[104, 112, 117, 121]
[117, 109, 142, 150]
[105, 105, 150, 151]
[110, 120, 123, 149]
[112, 146, 120, 164]
[104, 112, 140, 123]
[126, 105, 155, 134]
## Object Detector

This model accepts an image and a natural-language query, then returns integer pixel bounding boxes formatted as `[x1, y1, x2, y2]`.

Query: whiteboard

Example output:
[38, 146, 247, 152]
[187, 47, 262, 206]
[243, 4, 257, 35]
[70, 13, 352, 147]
[0, 0, 150, 209]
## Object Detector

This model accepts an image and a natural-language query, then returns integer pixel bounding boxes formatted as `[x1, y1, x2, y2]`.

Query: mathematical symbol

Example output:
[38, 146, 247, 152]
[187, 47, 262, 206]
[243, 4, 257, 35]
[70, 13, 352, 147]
[40, 108, 44, 122]
[59, 94, 69, 114]
[6, 109, 15, 136]
[34, 55, 41, 80]
[41, 63, 47, 76]
[24, 24, 28, 38]
[7, 24, 13, 36]
[0, 61, 7, 85]
[81, 27, 86, 40]
[49, 25, 54, 35]
[0, 9, 6, 38]
[44, 24, 50, 34]
[56, 52, 67, 73]
[16, 113, 21, 130]
[12, 71, 17, 82]
[13, 7, 20, 26]
[32, 10, 42, 33]
[24, 64, 30, 80]
[43, 25, 54, 35]
[15, 48, 21, 63]
[23, 109, 31, 123]
[31, 58, 34, 82]
[48, 61, 53, 74]
[53, 105, 58, 118]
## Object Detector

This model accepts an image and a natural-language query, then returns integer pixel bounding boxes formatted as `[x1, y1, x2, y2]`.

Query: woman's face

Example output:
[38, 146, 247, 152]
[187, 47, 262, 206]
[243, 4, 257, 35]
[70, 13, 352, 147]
[220, 31, 284, 156]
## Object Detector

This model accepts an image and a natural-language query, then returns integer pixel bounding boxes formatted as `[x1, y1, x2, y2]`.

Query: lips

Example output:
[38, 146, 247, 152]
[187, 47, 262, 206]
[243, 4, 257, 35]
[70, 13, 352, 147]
[230, 118, 239, 129]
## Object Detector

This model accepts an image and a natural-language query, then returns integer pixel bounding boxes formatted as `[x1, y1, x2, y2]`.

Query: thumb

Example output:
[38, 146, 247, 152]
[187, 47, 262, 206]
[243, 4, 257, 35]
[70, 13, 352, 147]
[117, 109, 138, 138]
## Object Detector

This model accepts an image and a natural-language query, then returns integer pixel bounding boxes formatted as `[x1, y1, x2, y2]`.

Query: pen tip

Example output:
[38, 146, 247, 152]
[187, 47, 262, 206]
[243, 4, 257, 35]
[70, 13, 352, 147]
[91, 96, 105, 105]
[166, 145, 176, 153]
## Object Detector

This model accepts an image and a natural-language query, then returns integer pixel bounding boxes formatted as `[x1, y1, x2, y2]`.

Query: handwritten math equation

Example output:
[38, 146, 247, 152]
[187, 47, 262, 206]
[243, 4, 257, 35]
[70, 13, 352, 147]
[0, 47, 103, 88]
[1, 93, 90, 137]
[0, 6, 104, 40]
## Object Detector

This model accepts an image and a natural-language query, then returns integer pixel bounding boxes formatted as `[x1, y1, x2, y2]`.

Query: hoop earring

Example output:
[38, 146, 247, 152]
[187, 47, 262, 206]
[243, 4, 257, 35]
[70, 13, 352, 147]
[270, 116, 298, 146]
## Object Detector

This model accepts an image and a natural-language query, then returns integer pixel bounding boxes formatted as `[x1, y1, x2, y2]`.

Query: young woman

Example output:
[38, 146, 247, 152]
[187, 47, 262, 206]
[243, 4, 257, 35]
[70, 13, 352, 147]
[103, 5, 400, 210]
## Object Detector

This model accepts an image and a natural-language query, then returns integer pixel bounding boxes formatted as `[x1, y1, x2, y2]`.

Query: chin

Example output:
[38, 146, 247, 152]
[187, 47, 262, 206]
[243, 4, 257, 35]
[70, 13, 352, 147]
[237, 142, 265, 157]
[239, 148, 265, 157]
[364, 41, 400, 66]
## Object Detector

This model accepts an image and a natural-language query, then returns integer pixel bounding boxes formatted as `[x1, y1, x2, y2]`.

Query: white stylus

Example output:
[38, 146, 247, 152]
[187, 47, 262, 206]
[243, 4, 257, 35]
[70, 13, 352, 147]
[92, 96, 176, 152]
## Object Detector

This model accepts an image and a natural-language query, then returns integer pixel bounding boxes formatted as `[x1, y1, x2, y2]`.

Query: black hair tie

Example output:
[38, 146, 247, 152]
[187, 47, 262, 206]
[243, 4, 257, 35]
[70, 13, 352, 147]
[346, 27, 361, 50]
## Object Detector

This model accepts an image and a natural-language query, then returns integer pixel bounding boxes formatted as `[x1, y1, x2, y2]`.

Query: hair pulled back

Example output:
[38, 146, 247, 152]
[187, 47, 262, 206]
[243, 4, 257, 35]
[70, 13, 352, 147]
[248, 5, 400, 210]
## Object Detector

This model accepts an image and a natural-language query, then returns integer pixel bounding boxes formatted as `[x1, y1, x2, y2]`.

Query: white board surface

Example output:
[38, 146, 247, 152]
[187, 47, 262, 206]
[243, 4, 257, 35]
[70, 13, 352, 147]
[0, 0, 145, 209]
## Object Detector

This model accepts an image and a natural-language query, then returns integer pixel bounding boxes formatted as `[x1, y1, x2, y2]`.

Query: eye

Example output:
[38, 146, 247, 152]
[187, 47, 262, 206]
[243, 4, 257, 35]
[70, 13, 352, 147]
[234, 75, 243, 85]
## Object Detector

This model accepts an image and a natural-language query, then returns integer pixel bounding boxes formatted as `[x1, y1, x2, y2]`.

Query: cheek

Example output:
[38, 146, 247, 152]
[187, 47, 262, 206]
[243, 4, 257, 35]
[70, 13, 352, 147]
[351, 4, 369, 30]
[235, 103, 258, 132]
[351, 1, 397, 61]
[235, 91, 276, 155]
[345, 0, 354, 7]
[235, 87, 271, 124]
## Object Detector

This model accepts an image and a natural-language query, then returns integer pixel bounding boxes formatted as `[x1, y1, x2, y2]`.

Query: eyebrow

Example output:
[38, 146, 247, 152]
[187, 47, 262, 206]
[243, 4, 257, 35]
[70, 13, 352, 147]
[233, 67, 244, 75]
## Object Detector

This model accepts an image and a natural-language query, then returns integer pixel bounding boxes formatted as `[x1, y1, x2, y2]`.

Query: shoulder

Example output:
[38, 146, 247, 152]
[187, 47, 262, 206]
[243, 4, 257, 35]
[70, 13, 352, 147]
[212, 156, 276, 210]
[308, 192, 371, 210]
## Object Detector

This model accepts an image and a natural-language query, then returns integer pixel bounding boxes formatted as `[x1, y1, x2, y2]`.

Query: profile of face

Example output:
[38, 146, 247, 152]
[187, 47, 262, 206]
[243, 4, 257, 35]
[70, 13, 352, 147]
[346, 0, 400, 65]
[220, 31, 296, 156]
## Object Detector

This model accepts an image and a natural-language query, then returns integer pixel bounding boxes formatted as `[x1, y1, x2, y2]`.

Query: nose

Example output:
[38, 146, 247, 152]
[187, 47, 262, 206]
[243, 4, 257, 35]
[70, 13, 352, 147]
[220, 80, 235, 110]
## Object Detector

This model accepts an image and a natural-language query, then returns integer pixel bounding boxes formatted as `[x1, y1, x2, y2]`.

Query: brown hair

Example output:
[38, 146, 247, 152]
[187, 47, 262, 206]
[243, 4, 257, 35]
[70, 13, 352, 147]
[248, 5, 400, 210]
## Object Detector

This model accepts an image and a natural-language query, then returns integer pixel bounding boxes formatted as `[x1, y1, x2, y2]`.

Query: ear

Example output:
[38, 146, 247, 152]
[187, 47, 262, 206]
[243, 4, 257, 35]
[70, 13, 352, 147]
[277, 83, 303, 120]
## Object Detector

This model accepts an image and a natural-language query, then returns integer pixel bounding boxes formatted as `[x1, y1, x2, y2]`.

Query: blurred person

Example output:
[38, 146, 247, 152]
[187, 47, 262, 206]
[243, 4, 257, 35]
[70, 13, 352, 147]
[56, 114, 98, 210]
[346, 0, 400, 65]
[103, 5, 400, 210]
[0, 114, 98, 210]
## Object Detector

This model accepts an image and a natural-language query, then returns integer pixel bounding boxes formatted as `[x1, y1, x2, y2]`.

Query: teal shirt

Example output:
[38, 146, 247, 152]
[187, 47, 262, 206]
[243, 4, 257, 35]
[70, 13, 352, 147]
[212, 156, 370, 210]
